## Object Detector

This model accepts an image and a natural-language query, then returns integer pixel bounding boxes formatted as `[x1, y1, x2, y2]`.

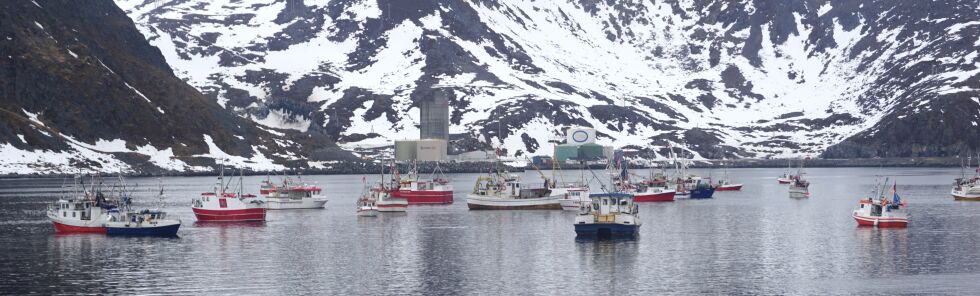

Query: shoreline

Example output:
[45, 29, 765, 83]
[0, 157, 968, 179]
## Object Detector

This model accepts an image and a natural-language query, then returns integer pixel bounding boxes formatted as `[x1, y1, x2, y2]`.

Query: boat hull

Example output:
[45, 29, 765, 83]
[52, 221, 106, 234]
[952, 189, 980, 201]
[192, 208, 266, 222]
[377, 203, 408, 212]
[357, 208, 378, 217]
[106, 222, 180, 236]
[574, 223, 639, 238]
[789, 187, 809, 198]
[559, 199, 585, 211]
[853, 213, 908, 228]
[633, 191, 675, 202]
[392, 190, 453, 204]
[715, 184, 743, 191]
[266, 198, 328, 210]
[777, 178, 791, 184]
[466, 195, 562, 210]
[689, 187, 715, 199]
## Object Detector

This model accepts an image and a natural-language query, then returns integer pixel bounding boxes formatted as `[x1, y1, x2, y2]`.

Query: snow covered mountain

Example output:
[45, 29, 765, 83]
[0, 0, 349, 174]
[115, 0, 979, 160]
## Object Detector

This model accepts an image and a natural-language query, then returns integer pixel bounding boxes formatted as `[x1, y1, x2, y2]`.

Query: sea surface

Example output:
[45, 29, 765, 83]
[1, 167, 978, 295]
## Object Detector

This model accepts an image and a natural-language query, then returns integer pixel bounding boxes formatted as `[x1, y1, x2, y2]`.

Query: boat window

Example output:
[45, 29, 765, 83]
[63, 212, 66, 217]
[72, 212, 75, 218]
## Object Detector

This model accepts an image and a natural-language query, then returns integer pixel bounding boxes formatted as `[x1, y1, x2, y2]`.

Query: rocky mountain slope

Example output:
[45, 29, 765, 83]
[115, 0, 979, 160]
[0, 0, 347, 174]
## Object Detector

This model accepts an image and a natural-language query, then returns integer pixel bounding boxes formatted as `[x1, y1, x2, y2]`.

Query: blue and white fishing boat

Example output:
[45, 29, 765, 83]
[106, 208, 181, 236]
[573, 193, 640, 238]
[104, 176, 181, 236]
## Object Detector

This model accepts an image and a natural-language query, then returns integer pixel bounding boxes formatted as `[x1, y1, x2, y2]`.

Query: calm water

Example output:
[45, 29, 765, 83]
[1, 168, 979, 295]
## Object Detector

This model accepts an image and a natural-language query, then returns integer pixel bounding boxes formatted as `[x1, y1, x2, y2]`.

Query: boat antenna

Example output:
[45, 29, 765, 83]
[585, 163, 609, 193]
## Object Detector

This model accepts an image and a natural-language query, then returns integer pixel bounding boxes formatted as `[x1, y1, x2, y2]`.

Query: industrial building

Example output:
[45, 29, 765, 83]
[420, 89, 449, 141]
[551, 127, 615, 162]
[395, 139, 448, 161]
[396, 88, 451, 161]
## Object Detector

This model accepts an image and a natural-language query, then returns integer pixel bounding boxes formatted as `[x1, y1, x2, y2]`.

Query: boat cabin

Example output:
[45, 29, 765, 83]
[581, 193, 637, 217]
[51, 199, 102, 221]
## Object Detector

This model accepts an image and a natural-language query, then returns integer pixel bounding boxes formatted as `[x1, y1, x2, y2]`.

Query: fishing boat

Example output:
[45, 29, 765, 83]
[632, 184, 676, 202]
[104, 176, 181, 236]
[391, 163, 453, 205]
[528, 153, 591, 210]
[853, 179, 908, 227]
[789, 177, 810, 198]
[48, 197, 113, 234]
[557, 184, 591, 210]
[665, 156, 715, 199]
[356, 190, 379, 217]
[106, 209, 181, 236]
[953, 178, 980, 201]
[467, 148, 562, 210]
[788, 158, 809, 198]
[952, 155, 980, 201]
[618, 161, 675, 202]
[683, 178, 716, 199]
[467, 174, 563, 210]
[191, 168, 266, 222]
[715, 180, 743, 191]
[260, 175, 328, 209]
[573, 193, 640, 238]
[374, 183, 407, 212]
[47, 175, 116, 234]
[713, 159, 743, 191]
[777, 161, 793, 184]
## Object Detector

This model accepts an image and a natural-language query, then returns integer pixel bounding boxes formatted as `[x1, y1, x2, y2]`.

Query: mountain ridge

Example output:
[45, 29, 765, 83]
[116, 0, 979, 161]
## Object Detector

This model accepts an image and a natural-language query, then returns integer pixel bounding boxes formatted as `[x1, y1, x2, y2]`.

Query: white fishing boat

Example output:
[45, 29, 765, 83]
[574, 193, 640, 238]
[557, 184, 590, 211]
[466, 174, 562, 210]
[260, 176, 328, 210]
[788, 158, 810, 198]
[374, 183, 407, 212]
[952, 155, 980, 201]
[356, 190, 379, 217]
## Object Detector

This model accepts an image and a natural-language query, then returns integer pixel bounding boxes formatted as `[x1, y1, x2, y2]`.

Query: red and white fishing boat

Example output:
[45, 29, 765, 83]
[47, 175, 117, 234]
[391, 167, 454, 205]
[777, 161, 794, 184]
[48, 197, 112, 234]
[713, 160, 742, 191]
[259, 176, 327, 209]
[390, 162, 453, 204]
[632, 185, 676, 202]
[853, 179, 908, 227]
[191, 169, 266, 222]
[715, 181, 743, 191]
